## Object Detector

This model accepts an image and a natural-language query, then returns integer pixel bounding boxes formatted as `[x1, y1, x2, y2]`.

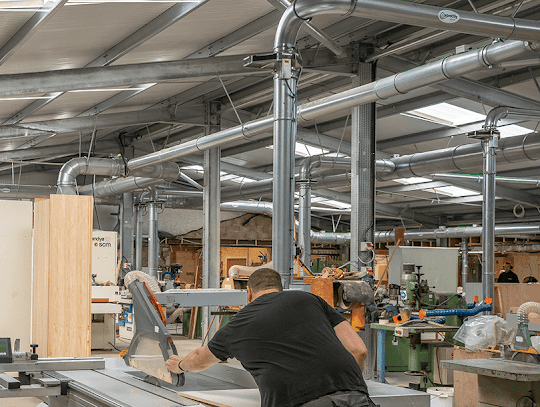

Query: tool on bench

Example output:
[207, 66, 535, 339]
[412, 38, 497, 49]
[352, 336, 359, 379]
[123, 271, 185, 387]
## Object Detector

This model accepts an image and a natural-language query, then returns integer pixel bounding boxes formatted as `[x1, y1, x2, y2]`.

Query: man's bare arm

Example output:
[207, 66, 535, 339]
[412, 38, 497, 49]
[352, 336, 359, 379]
[334, 321, 367, 370]
[165, 346, 221, 374]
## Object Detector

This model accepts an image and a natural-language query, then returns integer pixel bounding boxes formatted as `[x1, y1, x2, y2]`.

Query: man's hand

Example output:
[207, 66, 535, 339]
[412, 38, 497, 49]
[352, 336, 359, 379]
[165, 355, 184, 374]
[165, 346, 221, 374]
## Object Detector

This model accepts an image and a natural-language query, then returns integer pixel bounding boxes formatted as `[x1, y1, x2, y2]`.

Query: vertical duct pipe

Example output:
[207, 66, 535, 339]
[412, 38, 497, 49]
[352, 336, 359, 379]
[351, 62, 376, 276]
[481, 134, 498, 307]
[147, 188, 159, 278]
[461, 238, 468, 297]
[272, 55, 299, 288]
[121, 192, 134, 267]
[202, 101, 222, 343]
[298, 181, 311, 270]
[135, 203, 144, 270]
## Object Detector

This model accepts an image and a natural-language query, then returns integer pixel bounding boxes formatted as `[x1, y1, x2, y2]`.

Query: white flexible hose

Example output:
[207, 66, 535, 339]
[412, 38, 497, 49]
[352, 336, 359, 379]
[124, 270, 161, 293]
[517, 301, 540, 318]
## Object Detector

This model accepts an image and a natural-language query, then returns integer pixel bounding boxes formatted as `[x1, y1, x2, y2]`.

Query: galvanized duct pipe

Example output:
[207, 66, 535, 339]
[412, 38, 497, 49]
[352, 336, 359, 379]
[462, 238, 468, 297]
[77, 176, 175, 199]
[0, 184, 56, 199]
[134, 204, 144, 271]
[298, 156, 352, 268]
[147, 188, 159, 278]
[378, 132, 540, 181]
[59, 158, 180, 196]
[484, 106, 540, 130]
[431, 173, 540, 186]
[126, 44, 539, 173]
[0, 141, 119, 162]
[310, 224, 540, 244]
[57, 157, 125, 195]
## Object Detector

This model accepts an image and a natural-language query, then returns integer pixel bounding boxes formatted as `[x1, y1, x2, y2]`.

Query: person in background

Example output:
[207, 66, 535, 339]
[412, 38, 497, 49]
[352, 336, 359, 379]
[523, 276, 539, 283]
[497, 262, 520, 283]
[166, 268, 377, 407]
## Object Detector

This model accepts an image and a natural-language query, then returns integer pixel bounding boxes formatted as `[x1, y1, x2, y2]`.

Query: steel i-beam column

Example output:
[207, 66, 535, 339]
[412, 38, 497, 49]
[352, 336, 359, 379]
[351, 62, 376, 272]
[298, 181, 311, 271]
[147, 188, 159, 278]
[121, 192, 134, 267]
[461, 238, 469, 297]
[135, 203, 144, 270]
[481, 134, 498, 308]
[273, 55, 299, 289]
[351, 61, 376, 380]
[202, 101, 221, 343]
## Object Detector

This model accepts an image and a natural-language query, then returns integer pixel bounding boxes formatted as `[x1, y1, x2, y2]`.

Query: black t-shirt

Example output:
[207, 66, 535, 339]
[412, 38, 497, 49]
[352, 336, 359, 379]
[208, 291, 368, 407]
[497, 271, 519, 283]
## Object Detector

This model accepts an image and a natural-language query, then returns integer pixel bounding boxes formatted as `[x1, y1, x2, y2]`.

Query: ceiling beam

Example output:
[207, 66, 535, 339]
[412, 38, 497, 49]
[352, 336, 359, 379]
[0, 0, 68, 67]
[2, 0, 210, 125]
[431, 175, 540, 207]
[0, 106, 206, 139]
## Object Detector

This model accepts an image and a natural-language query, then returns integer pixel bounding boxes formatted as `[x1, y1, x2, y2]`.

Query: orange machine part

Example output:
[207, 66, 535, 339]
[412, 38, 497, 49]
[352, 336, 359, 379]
[303, 277, 335, 306]
[144, 282, 167, 324]
[351, 303, 366, 332]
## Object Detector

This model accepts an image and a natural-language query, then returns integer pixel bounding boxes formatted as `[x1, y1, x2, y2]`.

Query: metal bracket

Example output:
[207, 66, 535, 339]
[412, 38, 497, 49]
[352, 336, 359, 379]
[243, 52, 302, 70]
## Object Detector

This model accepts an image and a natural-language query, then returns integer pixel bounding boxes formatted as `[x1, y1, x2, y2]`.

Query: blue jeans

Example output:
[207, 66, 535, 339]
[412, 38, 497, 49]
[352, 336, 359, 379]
[299, 391, 378, 407]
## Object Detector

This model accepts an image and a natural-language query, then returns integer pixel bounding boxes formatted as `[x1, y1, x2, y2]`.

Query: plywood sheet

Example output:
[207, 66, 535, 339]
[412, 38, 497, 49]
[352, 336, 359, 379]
[0, 200, 33, 351]
[32, 199, 50, 356]
[494, 284, 540, 316]
[179, 389, 260, 407]
[452, 346, 497, 407]
[48, 195, 93, 357]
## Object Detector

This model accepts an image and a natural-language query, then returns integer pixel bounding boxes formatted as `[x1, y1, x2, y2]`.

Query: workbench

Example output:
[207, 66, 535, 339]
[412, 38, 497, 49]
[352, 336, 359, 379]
[371, 322, 459, 387]
[1, 357, 430, 406]
[442, 358, 540, 406]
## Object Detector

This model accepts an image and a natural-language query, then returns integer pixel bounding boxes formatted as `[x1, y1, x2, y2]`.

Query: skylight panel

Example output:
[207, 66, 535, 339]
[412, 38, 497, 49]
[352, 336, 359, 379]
[295, 142, 330, 157]
[429, 186, 480, 197]
[498, 124, 532, 138]
[393, 177, 432, 185]
[404, 102, 485, 127]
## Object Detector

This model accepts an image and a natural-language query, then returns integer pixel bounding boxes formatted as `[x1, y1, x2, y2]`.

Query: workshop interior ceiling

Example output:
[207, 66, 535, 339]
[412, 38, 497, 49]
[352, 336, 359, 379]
[2, 0, 540, 229]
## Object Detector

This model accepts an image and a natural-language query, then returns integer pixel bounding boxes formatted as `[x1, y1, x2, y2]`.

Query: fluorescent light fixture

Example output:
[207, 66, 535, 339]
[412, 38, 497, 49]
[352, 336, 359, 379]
[498, 124, 532, 138]
[68, 88, 141, 92]
[66, 0, 202, 4]
[403, 102, 485, 127]
[394, 177, 432, 185]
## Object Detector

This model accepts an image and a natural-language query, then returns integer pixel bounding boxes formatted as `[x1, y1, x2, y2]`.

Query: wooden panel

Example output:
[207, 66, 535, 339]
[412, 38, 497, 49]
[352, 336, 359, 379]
[48, 195, 93, 357]
[494, 284, 540, 317]
[452, 346, 497, 407]
[0, 200, 33, 351]
[32, 199, 50, 356]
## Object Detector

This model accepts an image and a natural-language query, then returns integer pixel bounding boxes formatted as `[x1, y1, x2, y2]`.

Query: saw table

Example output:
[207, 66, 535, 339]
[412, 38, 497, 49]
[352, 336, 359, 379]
[0, 356, 430, 406]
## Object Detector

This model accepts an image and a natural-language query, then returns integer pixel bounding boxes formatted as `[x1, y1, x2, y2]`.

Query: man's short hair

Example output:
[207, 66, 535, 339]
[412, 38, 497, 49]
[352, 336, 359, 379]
[248, 268, 283, 293]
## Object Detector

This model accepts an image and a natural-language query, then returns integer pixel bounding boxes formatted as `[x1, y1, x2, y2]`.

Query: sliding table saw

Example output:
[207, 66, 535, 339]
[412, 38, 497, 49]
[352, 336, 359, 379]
[0, 276, 430, 406]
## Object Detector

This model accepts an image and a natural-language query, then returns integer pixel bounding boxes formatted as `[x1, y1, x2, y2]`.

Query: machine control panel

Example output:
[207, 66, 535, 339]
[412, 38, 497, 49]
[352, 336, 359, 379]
[394, 327, 410, 338]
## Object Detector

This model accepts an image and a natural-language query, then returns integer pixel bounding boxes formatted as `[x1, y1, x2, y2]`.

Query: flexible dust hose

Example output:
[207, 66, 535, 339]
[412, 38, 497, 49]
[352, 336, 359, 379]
[517, 302, 540, 319]
[124, 270, 161, 293]
[421, 304, 492, 318]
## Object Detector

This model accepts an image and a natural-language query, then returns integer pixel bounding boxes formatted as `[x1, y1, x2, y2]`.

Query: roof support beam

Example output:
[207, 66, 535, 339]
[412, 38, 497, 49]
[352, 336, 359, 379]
[0, 106, 205, 139]
[432, 175, 540, 207]
[0, 0, 68, 67]
[2, 0, 209, 125]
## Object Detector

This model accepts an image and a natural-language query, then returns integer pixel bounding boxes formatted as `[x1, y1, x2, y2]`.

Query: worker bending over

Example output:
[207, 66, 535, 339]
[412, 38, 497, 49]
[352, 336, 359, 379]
[166, 268, 376, 407]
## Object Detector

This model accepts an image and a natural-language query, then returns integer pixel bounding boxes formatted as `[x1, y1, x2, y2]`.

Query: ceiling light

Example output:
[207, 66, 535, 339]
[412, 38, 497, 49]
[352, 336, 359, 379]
[0, 96, 54, 100]
[394, 177, 432, 185]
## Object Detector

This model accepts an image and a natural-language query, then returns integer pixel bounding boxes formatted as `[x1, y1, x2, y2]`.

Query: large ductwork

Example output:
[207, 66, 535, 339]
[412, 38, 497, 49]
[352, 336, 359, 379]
[57, 157, 125, 195]
[484, 106, 540, 130]
[125, 42, 540, 173]
[0, 184, 56, 199]
[378, 132, 540, 181]
[57, 156, 180, 195]
[0, 141, 119, 162]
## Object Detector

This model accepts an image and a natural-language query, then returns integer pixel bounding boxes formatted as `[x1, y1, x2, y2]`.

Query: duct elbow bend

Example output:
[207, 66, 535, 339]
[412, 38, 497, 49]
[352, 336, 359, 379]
[517, 301, 540, 320]
[484, 106, 510, 130]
